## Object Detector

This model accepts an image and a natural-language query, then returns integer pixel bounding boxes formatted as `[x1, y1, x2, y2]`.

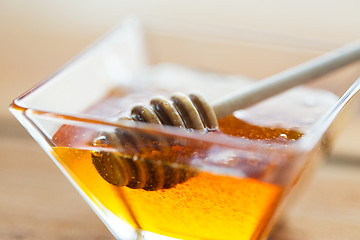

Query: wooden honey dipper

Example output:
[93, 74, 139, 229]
[92, 40, 360, 191]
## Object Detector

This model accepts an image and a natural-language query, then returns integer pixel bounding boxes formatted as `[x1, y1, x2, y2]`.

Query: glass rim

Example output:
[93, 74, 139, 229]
[9, 17, 360, 156]
[10, 76, 360, 153]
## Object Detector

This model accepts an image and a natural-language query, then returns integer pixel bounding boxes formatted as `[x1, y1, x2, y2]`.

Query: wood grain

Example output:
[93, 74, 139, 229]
[0, 136, 114, 240]
[269, 162, 360, 240]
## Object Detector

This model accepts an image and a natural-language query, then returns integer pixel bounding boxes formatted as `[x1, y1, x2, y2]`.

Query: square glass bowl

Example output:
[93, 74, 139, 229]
[9, 17, 360, 240]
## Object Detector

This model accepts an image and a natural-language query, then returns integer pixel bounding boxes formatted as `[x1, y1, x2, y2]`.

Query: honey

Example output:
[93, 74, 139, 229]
[51, 89, 303, 240]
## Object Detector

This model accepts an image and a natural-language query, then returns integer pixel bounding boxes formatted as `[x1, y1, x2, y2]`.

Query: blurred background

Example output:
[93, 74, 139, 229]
[1, 1, 360, 239]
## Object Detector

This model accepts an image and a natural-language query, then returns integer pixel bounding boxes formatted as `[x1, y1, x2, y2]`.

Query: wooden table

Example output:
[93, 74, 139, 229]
[1, 122, 359, 240]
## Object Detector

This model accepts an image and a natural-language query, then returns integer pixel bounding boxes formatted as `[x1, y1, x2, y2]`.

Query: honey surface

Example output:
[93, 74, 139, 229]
[49, 83, 314, 240]
[51, 111, 304, 239]
[53, 146, 282, 240]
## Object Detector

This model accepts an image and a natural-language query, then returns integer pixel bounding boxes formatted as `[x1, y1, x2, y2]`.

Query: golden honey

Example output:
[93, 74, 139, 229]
[51, 89, 303, 240]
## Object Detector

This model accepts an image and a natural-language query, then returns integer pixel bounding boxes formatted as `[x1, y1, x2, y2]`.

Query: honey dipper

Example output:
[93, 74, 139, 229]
[92, 40, 360, 191]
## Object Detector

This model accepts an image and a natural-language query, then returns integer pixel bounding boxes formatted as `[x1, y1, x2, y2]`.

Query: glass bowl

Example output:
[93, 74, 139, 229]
[9, 17, 360, 240]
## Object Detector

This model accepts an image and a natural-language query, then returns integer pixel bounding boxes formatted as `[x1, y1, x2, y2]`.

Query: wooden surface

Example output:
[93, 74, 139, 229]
[1, 129, 360, 240]
[0, 134, 114, 240]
